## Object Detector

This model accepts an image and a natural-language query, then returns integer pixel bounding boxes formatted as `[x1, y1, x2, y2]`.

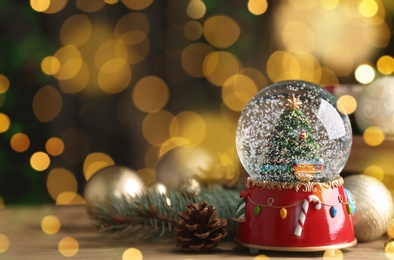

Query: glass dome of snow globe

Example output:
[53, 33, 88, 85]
[236, 80, 352, 183]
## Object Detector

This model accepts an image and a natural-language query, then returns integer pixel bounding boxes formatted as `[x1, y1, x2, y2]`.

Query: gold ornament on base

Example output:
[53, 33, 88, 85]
[345, 174, 394, 242]
[83, 165, 145, 213]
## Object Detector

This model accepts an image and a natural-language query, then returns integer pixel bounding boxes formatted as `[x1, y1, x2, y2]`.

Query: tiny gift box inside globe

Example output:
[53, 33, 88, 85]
[233, 80, 357, 251]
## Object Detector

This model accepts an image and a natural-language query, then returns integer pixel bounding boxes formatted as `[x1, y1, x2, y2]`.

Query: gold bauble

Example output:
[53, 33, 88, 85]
[83, 165, 145, 213]
[388, 219, 394, 238]
[345, 174, 394, 242]
[155, 146, 231, 189]
[178, 177, 201, 196]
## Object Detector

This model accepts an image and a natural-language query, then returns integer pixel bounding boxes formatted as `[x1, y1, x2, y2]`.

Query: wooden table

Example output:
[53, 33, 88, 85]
[0, 205, 389, 259]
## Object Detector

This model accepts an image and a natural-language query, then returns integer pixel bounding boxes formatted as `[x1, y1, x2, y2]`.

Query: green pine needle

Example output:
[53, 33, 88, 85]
[89, 184, 241, 242]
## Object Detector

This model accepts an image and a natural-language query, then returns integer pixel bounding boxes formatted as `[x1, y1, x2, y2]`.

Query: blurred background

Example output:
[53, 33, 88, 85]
[1, 0, 394, 205]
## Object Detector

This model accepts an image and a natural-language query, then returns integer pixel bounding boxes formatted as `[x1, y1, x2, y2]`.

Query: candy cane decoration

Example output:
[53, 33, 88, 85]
[294, 195, 321, 236]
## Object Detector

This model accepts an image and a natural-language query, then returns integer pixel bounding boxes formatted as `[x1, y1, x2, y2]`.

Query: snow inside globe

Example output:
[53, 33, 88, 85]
[236, 80, 352, 183]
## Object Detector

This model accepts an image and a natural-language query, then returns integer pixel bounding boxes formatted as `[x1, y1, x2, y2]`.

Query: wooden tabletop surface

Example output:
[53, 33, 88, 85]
[0, 204, 390, 259]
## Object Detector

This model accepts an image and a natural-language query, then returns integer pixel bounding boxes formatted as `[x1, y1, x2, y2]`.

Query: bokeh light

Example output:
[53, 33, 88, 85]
[0, 234, 10, 253]
[170, 111, 206, 146]
[364, 165, 385, 181]
[248, 0, 269, 15]
[222, 73, 258, 112]
[30, 151, 51, 171]
[83, 152, 115, 181]
[0, 113, 10, 133]
[142, 110, 174, 146]
[359, 0, 379, 18]
[30, 0, 50, 12]
[355, 64, 375, 84]
[122, 247, 143, 260]
[53, 45, 83, 81]
[186, 0, 206, 19]
[253, 254, 270, 259]
[386, 241, 394, 260]
[377, 55, 394, 75]
[184, 21, 203, 41]
[122, 0, 153, 10]
[76, 0, 105, 12]
[337, 95, 357, 114]
[46, 168, 78, 201]
[41, 215, 61, 235]
[60, 14, 92, 46]
[41, 56, 61, 75]
[363, 126, 385, 146]
[203, 51, 241, 86]
[0, 74, 10, 94]
[132, 76, 169, 113]
[203, 15, 240, 49]
[45, 137, 65, 156]
[10, 133, 30, 153]
[182, 43, 214, 78]
[58, 237, 79, 257]
[56, 192, 85, 205]
[114, 12, 149, 46]
[98, 58, 132, 94]
[33, 85, 62, 122]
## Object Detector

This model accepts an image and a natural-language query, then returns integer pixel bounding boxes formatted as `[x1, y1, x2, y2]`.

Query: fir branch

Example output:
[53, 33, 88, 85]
[89, 184, 241, 242]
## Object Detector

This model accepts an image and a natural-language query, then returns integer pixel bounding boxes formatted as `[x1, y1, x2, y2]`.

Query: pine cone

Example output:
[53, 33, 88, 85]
[174, 201, 228, 252]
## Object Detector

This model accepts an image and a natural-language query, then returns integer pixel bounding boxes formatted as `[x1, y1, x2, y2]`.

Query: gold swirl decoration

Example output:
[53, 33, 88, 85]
[246, 176, 344, 192]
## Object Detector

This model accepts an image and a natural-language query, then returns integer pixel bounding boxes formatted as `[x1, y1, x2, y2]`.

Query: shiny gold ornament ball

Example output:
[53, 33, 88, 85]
[345, 174, 394, 242]
[155, 146, 231, 189]
[387, 219, 394, 238]
[84, 165, 145, 213]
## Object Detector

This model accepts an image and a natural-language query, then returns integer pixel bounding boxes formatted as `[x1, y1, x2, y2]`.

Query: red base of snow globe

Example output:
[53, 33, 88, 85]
[233, 177, 357, 252]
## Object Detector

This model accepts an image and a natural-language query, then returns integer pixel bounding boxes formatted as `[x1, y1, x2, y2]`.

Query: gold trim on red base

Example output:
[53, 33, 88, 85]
[235, 238, 357, 252]
[246, 176, 344, 192]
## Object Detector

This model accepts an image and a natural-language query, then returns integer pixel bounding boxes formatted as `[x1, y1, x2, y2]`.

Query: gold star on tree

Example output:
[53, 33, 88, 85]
[286, 94, 302, 110]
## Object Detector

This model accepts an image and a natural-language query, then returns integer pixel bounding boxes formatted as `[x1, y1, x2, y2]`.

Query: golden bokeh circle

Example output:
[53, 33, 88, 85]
[58, 237, 79, 257]
[142, 110, 174, 146]
[248, 0, 268, 15]
[0, 74, 10, 94]
[46, 168, 78, 201]
[98, 58, 132, 94]
[184, 21, 203, 41]
[45, 137, 65, 156]
[30, 151, 51, 171]
[182, 43, 214, 78]
[132, 76, 169, 113]
[76, 0, 105, 12]
[83, 152, 115, 181]
[10, 133, 30, 153]
[377, 55, 394, 75]
[0, 233, 10, 253]
[122, 0, 153, 10]
[387, 219, 394, 238]
[32, 85, 62, 122]
[363, 126, 385, 146]
[337, 95, 357, 114]
[222, 74, 258, 112]
[0, 113, 11, 133]
[41, 215, 61, 235]
[364, 165, 384, 181]
[203, 51, 241, 86]
[60, 14, 92, 46]
[122, 247, 143, 260]
[170, 111, 206, 146]
[203, 15, 240, 48]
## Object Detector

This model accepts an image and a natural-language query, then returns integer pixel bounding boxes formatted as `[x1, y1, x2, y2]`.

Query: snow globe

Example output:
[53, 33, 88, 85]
[233, 80, 356, 251]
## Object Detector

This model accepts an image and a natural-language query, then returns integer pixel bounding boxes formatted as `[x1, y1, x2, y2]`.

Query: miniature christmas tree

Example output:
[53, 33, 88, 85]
[260, 94, 323, 182]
